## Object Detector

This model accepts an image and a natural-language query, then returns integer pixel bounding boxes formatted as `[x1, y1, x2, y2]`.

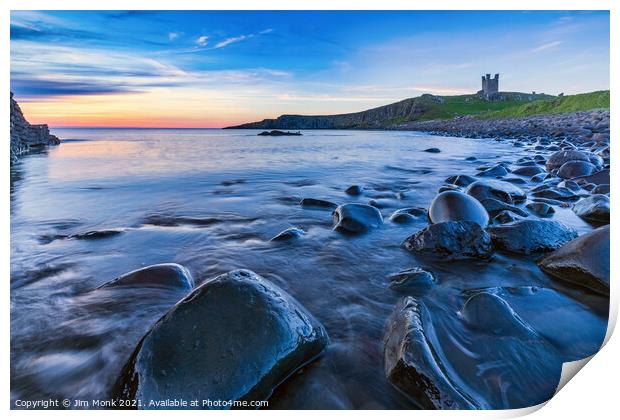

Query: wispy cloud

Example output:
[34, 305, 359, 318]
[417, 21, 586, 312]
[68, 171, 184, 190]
[532, 40, 563, 53]
[168, 32, 181, 41]
[214, 35, 249, 49]
[196, 35, 209, 46]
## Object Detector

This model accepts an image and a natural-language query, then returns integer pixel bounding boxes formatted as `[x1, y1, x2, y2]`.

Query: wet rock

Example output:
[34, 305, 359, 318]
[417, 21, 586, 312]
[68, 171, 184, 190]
[384, 297, 478, 409]
[574, 169, 610, 186]
[403, 221, 493, 260]
[476, 164, 508, 177]
[428, 191, 489, 227]
[113, 270, 329, 406]
[271, 227, 305, 242]
[487, 220, 577, 254]
[345, 185, 363, 196]
[592, 184, 610, 195]
[557, 160, 597, 179]
[526, 202, 555, 217]
[465, 156, 477, 161]
[530, 174, 546, 183]
[437, 185, 460, 193]
[478, 198, 528, 218]
[332, 203, 383, 233]
[538, 225, 610, 295]
[445, 174, 476, 187]
[511, 165, 544, 177]
[71, 229, 124, 240]
[142, 215, 221, 227]
[530, 187, 580, 201]
[572, 195, 610, 225]
[98, 263, 194, 290]
[461, 292, 537, 336]
[388, 268, 436, 292]
[300, 198, 338, 210]
[503, 177, 527, 185]
[546, 150, 602, 172]
[389, 207, 427, 224]
[424, 148, 441, 153]
[466, 179, 526, 204]
[557, 180, 581, 192]
[493, 210, 523, 224]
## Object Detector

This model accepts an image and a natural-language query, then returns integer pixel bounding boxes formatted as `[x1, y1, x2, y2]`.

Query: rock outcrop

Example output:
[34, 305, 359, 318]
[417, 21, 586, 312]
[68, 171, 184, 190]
[10, 92, 60, 163]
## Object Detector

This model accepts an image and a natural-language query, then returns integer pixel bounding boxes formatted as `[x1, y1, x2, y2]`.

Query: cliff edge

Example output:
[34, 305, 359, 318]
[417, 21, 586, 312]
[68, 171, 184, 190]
[10, 92, 60, 163]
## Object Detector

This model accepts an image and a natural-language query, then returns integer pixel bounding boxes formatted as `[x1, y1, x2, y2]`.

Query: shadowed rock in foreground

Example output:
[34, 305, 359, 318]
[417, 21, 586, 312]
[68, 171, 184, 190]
[113, 269, 328, 409]
[10, 92, 60, 163]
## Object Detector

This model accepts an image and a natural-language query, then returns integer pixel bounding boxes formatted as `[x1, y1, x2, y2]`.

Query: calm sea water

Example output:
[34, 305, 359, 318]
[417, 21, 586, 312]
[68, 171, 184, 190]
[10, 129, 607, 409]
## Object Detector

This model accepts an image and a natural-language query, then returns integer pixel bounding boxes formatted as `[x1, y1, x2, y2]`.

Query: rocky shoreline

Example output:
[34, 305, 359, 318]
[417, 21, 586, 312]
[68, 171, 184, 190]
[395, 109, 610, 144]
[10, 92, 60, 164]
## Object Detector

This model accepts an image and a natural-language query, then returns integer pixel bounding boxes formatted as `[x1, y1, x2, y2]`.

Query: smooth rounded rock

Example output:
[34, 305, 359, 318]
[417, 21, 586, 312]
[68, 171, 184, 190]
[526, 202, 555, 218]
[572, 194, 610, 225]
[466, 180, 526, 204]
[546, 150, 602, 172]
[113, 269, 329, 407]
[445, 174, 477, 187]
[557, 160, 597, 179]
[300, 198, 338, 210]
[388, 268, 436, 292]
[461, 292, 536, 336]
[429, 191, 489, 227]
[538, 225, 610, 295]
[270, 227, 305, 242]
[345, 185, 363, 196]
[389, 207, 427, 224]
[332, 203, 383, 233]
[487, 220, 577, 254]
[424, 148, 441, 153]
[98, 263, 194, 290]
[403, 221, 493, 260]
[476, 164, 508, 177]
[512, 165, 544, 177]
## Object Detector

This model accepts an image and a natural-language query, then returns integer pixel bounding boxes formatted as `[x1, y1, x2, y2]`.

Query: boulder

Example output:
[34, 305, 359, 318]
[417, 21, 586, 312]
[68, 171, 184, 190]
[487, 220, 577, 254]
[478, 198, 529, 218]
[557, 160, 597, 179]
[461, 292, 537, 337]
[98, 263, 194, 290]
[511, 165, 544, 177]
[388, 268, 436, 292]
[424, 148, 441, 153]
[526, 202, 555, 218]
[300, 198, 338, 210]
[344, 185, 363, 196]
[428, 191, 489, 227]
[113, 270, 329, 407]
[492, 210, 523, 225]
[389, 207, 427, 224]
[445, 174, 477, 187]
[466, 180, 526, 204]
[574, 169, 609, 186]
[403, 221, 493, 260]
[572, 195, 610, 225]
[546, 150, 602, 172]
[538, 225, 610, 295]
[332, 203, 383, 233]
[476, 164, 508, 177]
[384, 297, 478, 409]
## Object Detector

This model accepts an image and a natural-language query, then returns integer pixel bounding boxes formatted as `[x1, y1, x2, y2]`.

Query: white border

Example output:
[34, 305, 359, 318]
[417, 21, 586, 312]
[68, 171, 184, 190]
[2, 1, 617, 419]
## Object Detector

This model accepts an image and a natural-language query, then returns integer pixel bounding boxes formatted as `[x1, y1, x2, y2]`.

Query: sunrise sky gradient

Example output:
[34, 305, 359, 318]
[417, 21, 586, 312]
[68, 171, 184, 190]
[10, 10, 610, 128]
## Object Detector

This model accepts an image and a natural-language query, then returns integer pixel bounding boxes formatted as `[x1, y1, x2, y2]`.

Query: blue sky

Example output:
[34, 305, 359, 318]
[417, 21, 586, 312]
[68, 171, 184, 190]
[10, 10, 610, 127]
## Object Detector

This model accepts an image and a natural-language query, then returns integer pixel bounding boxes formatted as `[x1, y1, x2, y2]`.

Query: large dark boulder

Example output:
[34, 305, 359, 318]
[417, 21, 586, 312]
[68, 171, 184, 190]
[466, 180, 526, 204]
[572, 194, 610, 225]
[98, 263, 194, 290]
[487, 220, 577, 254]
[538, 225, 610, 295]
[445, 174, 476, 187]
[389, 207, 427, 224]
[402, 221, 493, 260]
[332, 203, 383, 233]
[384, 297, 478, 409]
[428, 191, 489, 227]
[546, 150, 602, 172]
[476, 164, 508, 177]
[557, 160, 597, 179]
[511, 165, 544, 177]
[113, 270, 328, 408]
[387, 268, 436, 292]
[461, 292, 537, 337]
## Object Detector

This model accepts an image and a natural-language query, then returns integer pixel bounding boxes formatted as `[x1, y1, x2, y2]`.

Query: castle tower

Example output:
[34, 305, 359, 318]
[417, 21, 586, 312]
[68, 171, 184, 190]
[480, 73, 499, 98]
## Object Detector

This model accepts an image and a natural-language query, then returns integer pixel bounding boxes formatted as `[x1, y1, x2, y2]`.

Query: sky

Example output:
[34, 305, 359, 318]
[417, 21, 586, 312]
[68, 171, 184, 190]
[10, 10, 610, 128]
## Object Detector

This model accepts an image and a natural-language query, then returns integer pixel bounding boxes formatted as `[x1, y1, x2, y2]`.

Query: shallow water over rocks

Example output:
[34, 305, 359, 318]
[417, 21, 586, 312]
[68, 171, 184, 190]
[11, 129, 607, 409]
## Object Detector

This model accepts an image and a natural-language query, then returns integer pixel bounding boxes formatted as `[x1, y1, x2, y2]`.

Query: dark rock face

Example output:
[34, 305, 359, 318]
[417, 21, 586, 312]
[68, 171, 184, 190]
[461, 292, 537, 337]
[476, 164, 508, 177]
[387, 268, 435, 292]
[526, 202, 555, 218]
[300, 198, 338, 210]
[487, 220, 577, 254]
[332, 203, 383, 233]
[98, 263, 194, 290]
[389, 207, 428, 224]
[538, 225, 610, 295]
[10, 92, 60, 163]
[403, 221, 493, 260]
[545, 150, 602, 172]
[384, 297, 478, 409]
[466, 180, 526, 204]
[270, 227, 305, 242]
[572, 194, 610, 225]
[428, 191, 489, 226]
[557, 160, 597, 179]
[113, 270, 329, 408]
[511, 165, 544, 176]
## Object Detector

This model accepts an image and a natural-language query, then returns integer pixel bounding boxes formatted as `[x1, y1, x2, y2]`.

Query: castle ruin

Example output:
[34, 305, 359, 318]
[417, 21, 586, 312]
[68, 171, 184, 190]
[479, 73, 499, 98]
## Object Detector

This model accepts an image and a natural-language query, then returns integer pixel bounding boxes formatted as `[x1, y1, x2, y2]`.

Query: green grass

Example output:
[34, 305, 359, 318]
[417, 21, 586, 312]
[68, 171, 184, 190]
[480, 90, 610, 119]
